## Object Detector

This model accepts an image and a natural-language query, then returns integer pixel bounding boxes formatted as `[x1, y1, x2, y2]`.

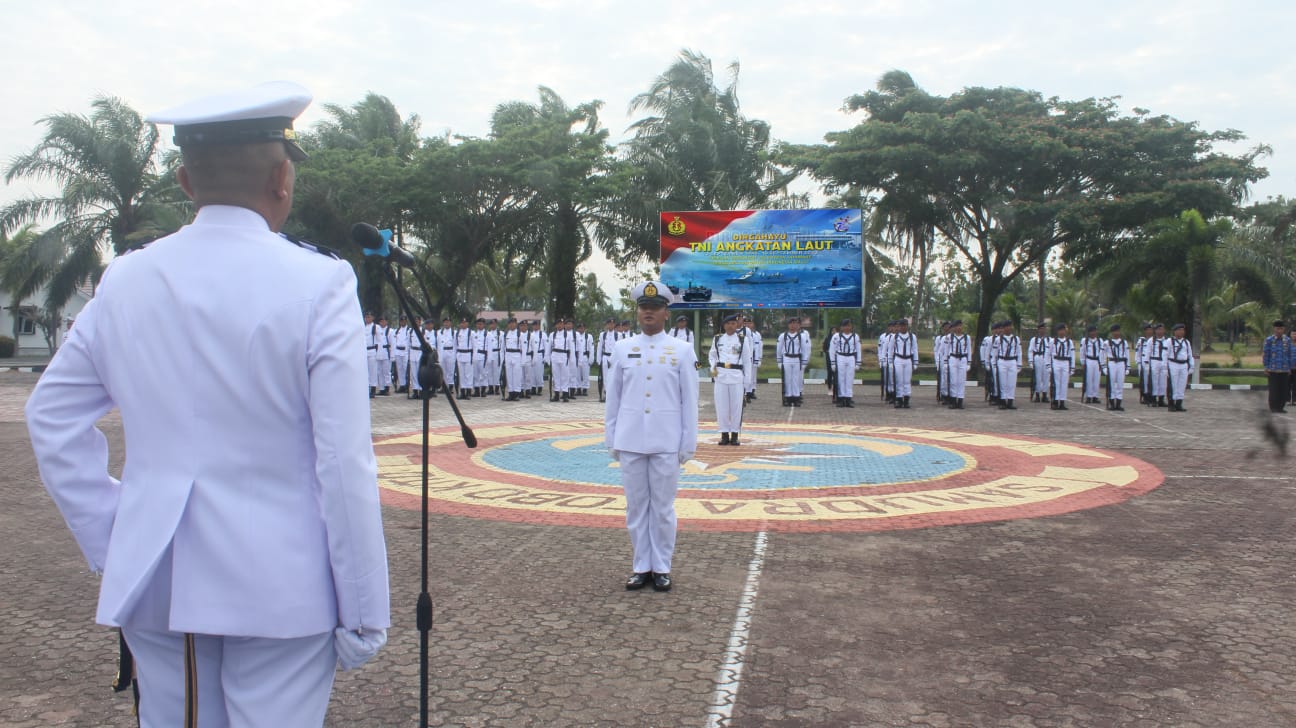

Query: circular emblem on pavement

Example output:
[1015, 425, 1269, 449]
[375, 421, 1163, 533]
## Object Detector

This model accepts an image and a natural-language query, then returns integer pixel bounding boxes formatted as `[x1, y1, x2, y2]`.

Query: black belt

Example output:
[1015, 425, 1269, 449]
[894, 355, 914, 360]
[950, 354, 967, 358]
[458, 349, 472, 353]
[1054, 356, 1070, 360]
[1169, 358, 1188, 364]
[717, 362, 743, 369]
[783, 353, 802, 358]
[396, 346, 407, 350]
[506, 348, 521, 353]
[1085, 356, 1099, 361]
[477, 349, 487, 354]
[366, 345, 377, 350]
[552, 348, 569, 353]
[1110, 358, 1127, 362]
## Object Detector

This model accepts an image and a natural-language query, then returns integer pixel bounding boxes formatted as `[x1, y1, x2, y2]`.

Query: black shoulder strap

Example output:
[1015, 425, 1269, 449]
[280, 232, 341, 259]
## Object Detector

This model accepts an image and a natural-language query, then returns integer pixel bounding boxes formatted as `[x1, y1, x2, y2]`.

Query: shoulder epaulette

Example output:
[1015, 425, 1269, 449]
[280, 232, 340, 259]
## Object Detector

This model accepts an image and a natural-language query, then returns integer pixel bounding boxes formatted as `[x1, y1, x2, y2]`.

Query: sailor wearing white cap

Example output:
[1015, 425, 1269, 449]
[26, 82, 390, 728]
[710, 313, 752, 443]
[605, 281, 699, 592]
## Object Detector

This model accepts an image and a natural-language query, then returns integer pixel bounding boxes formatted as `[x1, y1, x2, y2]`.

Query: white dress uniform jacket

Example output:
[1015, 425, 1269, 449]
[606, 332, 700, 456]
[25, 206, 390, 638]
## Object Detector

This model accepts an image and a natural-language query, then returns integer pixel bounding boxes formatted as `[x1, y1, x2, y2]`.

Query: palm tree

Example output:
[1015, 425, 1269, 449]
[602, 49, 798, 264]
[0, 96, 183, 309]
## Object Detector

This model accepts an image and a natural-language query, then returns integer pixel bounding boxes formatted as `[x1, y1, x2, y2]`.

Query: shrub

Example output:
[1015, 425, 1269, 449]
[0, 336, 13, 358]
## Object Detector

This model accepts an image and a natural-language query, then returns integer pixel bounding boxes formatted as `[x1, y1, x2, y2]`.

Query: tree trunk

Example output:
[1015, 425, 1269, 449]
[548, 201, 580, 321]
[1036, 255, 1046, 325]
[973, 277, 1005, 374]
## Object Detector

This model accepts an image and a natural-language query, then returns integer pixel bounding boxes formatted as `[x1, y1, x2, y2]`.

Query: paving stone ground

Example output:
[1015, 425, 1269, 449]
[3, 371, 1294, 727]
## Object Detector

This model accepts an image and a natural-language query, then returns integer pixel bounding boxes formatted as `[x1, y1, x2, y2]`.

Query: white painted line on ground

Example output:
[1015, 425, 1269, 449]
[704, 531, 769, 728]
[1168, 474, 1296, 481]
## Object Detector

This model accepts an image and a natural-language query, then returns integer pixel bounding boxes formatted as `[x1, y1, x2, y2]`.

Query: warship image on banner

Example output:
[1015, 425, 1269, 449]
[659, 208, 863, 309]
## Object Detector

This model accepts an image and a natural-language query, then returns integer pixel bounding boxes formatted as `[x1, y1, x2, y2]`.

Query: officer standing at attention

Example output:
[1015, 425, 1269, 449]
[364, 312, 380, 398]
[710, 313, 753, 444]
[982, 321, 1000, 407]
[1148, 323, 1170, 407]
[1264, 321, 1292, 413]
[597, 318, 617, 402]
[502, 317, 526, 401]
[485, 319, 502, 396]
[1049, 323, 1075, 410]
[374, 315, 393, 395]
[670, 314, 694, 343]
[934, 321, 951, 405]
[392, 314, 411, 394]
[878, 321, 896, 404]
[742, 315, 762, 403]
[890, 319, 918, 409]
[831, 318, 862, 408]
[454, 318, 475, 398]
[25, 81, 389, 726]
[944, 320, 972, 409]
[1102, 324, 1129, 411]
[1135, 322, 1154, 405]
[995, 320, 1021, 410]
[437, 317, 456, 394]
[1028, 323, 1051, 403]
[1080, 325, 1104, 404]
[1165, 323, 1194, 411]
[605, 281, 698, 592]
[776, 316, 811, 406]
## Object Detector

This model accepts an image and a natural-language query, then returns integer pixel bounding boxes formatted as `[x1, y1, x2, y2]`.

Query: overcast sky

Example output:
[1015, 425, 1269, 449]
[3, 0, 1292, 287]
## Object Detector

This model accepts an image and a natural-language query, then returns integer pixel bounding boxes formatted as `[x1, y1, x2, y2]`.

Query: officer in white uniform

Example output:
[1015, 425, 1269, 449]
[890, 319, 918, 409]
[548, 318, 575, 401]
[436, 317, 456, 394]
[392, 314, 411, 393]
[374, 315, 393, 395]
[876, 321, 895, 404]
[776, 316, 811, 406]
[25, 82, 389, 728]
[934, 322, 951, 405]
[944, 320, 972, 409]
[485, 319, 502, 395]
[670, 314, 694, 344]
[363, 312, 380, 397]
[519, 320, 536, 396]
[1135, 323, 1154, 405]
[410, 317, 436, 399]
[597, 318, 618, 402]
[1148, 323, 1170, 407]
[529, 320, 547, 396]
[1049, 323, 1076, 410]
[995, 320, 1021, 409]
[1166, 323, 1194, 411]
[710, 313, 752, 444]
[742, 315, 762, 403]
[502, 317, 525, 400]
[1028, 323, 1051, 403]
[1102, 324, 1129, 410]
[454, 318, 476, 398]
[605, 281, 698, 592]
[830, 319, 862, 407]
[575, 322, 592, 395]
[1080, 325, 1104, 404]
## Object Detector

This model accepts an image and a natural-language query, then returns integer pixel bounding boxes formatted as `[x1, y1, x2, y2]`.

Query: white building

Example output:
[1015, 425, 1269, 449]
[1, 283, 92, 357]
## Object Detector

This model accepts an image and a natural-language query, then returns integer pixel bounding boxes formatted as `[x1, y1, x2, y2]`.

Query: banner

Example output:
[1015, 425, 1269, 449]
[659, 209, 863, 309]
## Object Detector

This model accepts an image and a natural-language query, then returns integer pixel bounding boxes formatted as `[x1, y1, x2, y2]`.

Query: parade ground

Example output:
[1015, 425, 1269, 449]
[3, 371, 1295, 727]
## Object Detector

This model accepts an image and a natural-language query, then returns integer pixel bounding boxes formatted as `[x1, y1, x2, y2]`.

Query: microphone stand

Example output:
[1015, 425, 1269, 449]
[375, 260, 476, 728]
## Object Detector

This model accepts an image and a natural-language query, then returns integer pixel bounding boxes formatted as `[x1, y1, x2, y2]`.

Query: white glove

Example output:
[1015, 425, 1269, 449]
[678, 451, 693, 465]
[334, 627, 387, 671]
[609, 449, 621, 461]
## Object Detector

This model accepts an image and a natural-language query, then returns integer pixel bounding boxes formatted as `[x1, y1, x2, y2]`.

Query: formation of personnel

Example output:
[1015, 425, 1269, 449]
[364, 310, 1198, 414]
[363, 312, 636, 403]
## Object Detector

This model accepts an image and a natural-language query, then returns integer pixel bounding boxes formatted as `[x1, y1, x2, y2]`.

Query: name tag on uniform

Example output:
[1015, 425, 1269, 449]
[628, 353, 642, 359]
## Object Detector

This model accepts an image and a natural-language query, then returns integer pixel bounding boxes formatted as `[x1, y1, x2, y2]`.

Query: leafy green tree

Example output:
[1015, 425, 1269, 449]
[1, 96, 184, 309]
[788, 72, 1267, 365]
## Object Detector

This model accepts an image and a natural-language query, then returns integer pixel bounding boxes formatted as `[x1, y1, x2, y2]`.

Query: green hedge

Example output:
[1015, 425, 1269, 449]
[0, 336, 14, 358]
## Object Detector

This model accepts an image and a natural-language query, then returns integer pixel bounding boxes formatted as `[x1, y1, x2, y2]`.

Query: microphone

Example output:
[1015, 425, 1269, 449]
[351, 222, 417, 268]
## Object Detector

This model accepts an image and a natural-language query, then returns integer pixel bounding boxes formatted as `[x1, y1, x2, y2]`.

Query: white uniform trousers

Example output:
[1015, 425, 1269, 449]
[948, 357, 969, 399]
[1031, 356, 1050, 393]
[530, 358, 544, 390]
[578, 359, 591, 388]
[366, 356, 379, 388]
[454, 355, 475, 390]
[1107, 361, 1127, 401]
[996, 360, 1019, 401]
[780, 357, 805, 397]
[472, 355, 488, 389]
[937, 358, 949, 397]
[374, 355, 391, 389]
[714, 369, 745, 432]
[409, 349, 422, 392]
[505, 354, 525, 393]
[892, 357, 914, 398]
[393, 352, 409, 387]
[123, 627, 336, 728]
[1050, 361, 1071, 401]
[551, 359, 572, 393]
[1150, 361, 1168, 397]
[618, 451, 679, 574]
[1082, 358, 1102, 399]
[1167, 363, 1190, 400]
[835, 360, 857, 399]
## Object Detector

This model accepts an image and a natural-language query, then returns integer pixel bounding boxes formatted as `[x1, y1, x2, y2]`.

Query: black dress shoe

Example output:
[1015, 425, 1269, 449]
[625, 572, 652, 590]
[652, 573, 672, 591]
[719, 432, 731, 446]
